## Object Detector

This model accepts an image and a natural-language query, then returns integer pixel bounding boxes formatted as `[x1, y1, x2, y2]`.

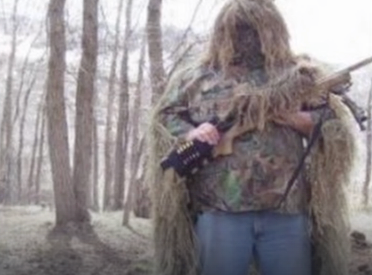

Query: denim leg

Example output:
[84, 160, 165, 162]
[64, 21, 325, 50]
[255, 212, 311, 275]
[195, 211, 255, 275]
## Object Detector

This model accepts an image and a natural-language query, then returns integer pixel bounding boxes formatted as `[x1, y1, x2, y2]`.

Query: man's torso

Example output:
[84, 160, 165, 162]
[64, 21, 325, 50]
[186, 68, 309, 213]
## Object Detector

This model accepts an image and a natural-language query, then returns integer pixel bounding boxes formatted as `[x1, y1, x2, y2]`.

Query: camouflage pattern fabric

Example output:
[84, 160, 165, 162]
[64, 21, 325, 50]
[159, 66, 333, 214]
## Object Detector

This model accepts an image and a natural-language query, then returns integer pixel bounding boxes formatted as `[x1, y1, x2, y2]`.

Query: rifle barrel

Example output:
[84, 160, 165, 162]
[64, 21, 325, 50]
[317, 56, 372, 88]
[345, 56, 372, 72]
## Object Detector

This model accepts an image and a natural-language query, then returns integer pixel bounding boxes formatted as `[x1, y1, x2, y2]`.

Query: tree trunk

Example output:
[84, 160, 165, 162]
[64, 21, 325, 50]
[363, 79, 372, 207]
[91, 109, 99, 211]
[17, 75, 37, 203]
[0, 0, 19, 204]
[147, 0, 166, 104]
[140, 0, 166, 217]
[103, 0, 124, 211]
[113, 0, 133, 211]
[123, 35, 146, 225]
[46, 0, 76, 226]
[13, 32, 43, 125]
[133, 138, 150, 218]
[71, 0, 98, 223]
[27, 92, 44, 204]
[35, 105, 46, 205]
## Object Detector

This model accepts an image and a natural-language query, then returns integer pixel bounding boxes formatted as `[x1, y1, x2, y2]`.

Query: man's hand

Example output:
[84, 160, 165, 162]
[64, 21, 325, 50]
[185, 122, 220, 145]
[274, 111, 314, 136]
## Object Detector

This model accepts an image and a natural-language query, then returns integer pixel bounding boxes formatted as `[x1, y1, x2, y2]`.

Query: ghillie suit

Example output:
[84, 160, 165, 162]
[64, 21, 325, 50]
[147, 0, 355, 275]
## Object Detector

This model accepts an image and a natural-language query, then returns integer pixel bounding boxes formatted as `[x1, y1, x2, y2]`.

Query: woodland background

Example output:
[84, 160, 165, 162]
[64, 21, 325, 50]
[0, 0, 371, 274]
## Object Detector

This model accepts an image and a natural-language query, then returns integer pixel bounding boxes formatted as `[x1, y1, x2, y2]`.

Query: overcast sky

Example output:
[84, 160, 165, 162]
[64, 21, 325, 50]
[277, 0, 372, 64]
[164, 0, 372, 64]
[2, 0, 371, 65]
[163, 0, 372, 65]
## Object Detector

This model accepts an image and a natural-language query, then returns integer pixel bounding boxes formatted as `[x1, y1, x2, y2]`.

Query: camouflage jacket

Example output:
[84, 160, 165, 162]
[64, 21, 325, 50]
[159, 66, 332, 214]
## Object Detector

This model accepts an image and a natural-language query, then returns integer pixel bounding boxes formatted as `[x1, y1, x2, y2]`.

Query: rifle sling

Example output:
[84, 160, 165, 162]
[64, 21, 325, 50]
[276, 110, 324, 209]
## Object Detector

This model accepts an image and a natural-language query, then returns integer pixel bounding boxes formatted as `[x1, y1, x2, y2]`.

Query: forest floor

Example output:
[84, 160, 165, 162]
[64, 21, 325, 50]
[0, 207, 153, 275]
[0, 206, 371, 275]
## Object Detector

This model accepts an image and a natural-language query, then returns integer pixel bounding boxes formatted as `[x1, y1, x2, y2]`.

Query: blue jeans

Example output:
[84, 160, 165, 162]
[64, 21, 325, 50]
[195, 211, 311, 275]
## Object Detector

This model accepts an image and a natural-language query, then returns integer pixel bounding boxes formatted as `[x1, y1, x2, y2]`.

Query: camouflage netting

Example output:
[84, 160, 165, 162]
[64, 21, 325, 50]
[147, 0, 356, 275]
[147, 66, 200, 275]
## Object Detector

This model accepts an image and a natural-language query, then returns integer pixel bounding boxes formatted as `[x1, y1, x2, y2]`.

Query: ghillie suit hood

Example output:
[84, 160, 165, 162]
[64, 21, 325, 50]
[202, 0, 292, 74]
[147, 1, 355, 275]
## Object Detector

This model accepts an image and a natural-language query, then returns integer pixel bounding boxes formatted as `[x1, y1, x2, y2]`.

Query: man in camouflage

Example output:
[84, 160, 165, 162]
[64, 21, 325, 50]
[151, 0, 354, 274]
[160, 65, 321, 215]
[159, 62, 319, 275]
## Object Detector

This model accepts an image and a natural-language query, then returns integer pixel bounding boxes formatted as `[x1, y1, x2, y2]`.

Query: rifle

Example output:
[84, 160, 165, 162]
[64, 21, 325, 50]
[316, 56, 372, 90]
[316, 57, 372, 130]
[161, 57, 372, 177]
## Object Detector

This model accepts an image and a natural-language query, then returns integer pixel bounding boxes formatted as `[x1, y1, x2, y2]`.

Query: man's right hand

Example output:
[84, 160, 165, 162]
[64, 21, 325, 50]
[185, 122, 220, 145]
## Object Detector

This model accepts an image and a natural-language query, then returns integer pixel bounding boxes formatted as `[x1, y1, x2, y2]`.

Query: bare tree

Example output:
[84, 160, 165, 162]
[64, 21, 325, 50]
[46, 0, 76, 226]
[71, 0, 99, 223]
[16, 75, 37, 203]
[103, 0, 125, 211]
[112, 0, 133, 211]
[0, 0, 19, 204]
[27, 98, 42, 204]
[13, 28, 45, 125]
[91, 105, 99, 211]
[363, 79, 372, 208]
[136, 0, 166, 217]
[13, 35, 45, 204]
[133, 139, 149, 218]
[27, 96, 45, 204]
[123, 35, 146, 225]
[34, 106, 46, 205]
[147, 0, 166, 104]
[167, 0, 203, 70]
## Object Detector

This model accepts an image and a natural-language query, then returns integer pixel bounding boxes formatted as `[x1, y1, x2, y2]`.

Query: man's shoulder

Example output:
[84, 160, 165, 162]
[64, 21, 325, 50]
[166, 63, 216, 95]
[170, 63, 213, 83]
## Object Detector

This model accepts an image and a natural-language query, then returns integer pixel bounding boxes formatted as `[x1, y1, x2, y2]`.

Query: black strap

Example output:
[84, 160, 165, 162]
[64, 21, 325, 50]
[276, 112, 324, 209]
